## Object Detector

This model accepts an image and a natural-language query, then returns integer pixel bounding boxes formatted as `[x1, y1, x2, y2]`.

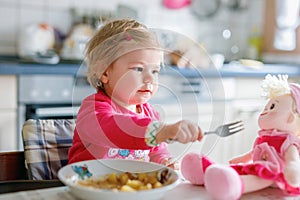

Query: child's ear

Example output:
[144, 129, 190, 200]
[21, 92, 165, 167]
[100, 71, 109, 84]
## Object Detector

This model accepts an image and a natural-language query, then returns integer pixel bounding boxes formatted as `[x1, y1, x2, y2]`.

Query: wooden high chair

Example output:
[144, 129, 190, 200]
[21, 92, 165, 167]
[0, 151, 27, 181]
[0, 119, 75, 194]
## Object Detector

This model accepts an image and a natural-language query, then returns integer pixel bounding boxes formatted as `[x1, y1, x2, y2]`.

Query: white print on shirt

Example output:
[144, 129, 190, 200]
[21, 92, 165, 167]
[107, 148, 119, 157]
[134, 150, 145, 158]
[126, 154, 135, 160]
[107, 148, 150, 161]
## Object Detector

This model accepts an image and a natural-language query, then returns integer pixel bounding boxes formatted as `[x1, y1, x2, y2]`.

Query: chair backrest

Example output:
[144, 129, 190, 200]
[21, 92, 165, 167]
[22, 119, 75, 180]
[0, 151, 27, 181]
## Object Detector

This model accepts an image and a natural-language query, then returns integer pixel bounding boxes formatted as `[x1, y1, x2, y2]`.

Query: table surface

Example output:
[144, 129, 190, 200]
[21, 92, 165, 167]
[0, 180, 299, 200]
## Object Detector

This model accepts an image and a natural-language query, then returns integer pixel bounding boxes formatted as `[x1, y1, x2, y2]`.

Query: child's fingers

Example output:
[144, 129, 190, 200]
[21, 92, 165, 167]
[162, 158, 180, 170]
[197, 127, 203, 141]
[183, 122, 198, 142]
[168, 161, 180, 170]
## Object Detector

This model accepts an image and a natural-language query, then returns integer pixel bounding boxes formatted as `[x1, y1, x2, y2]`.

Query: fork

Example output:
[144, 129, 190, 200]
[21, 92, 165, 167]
[166, 120, 244, 143]
[204, 120, 244, 137]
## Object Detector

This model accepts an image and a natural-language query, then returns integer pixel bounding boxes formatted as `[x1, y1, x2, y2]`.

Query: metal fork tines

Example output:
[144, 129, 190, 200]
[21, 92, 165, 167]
[204, 120, 244, 137]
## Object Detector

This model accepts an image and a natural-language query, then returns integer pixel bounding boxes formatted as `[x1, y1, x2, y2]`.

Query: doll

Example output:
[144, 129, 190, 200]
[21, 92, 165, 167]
[181, 74, 300, 200]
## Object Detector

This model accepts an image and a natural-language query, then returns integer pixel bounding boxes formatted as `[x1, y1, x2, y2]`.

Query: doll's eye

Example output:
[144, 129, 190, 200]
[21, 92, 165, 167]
[270, 103, 275, 110]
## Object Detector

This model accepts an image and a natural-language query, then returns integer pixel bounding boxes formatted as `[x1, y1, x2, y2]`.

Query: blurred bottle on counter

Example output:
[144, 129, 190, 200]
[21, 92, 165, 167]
[246, 25, 263, 60]
[60, 9, 95, 61]
[60, 8, 114, 61]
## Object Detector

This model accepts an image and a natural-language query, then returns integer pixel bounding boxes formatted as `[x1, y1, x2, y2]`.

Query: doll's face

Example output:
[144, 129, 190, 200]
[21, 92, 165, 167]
[258, 94, 299, 133]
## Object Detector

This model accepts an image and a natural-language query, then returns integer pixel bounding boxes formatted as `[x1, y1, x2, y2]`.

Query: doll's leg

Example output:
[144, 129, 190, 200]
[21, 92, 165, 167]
[204, 164, 274, 200]
[181, 152, 214, 185]
[241, 175, 273, 193]
[204, 164, 243, 200]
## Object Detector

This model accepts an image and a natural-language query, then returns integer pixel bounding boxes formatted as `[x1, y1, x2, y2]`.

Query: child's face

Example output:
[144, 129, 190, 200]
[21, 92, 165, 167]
[101, 49, 163, 109]
[258, 94, 299, 133]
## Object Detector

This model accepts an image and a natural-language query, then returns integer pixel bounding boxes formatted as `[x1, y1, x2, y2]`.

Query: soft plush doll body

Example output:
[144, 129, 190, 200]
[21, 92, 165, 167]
[181, 74, 300, 200]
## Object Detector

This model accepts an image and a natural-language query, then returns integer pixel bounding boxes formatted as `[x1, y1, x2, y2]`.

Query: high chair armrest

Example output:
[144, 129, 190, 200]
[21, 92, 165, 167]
[0, 151, 28, 181]
[0, 180, 64, 194]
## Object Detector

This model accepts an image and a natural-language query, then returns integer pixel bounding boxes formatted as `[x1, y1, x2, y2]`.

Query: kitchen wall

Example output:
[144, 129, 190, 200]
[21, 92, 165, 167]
[0, 0, 264, 61]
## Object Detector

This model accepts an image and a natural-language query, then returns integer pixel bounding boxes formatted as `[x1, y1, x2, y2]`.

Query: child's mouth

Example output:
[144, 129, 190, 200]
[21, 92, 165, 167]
[138, 89, 151, 93]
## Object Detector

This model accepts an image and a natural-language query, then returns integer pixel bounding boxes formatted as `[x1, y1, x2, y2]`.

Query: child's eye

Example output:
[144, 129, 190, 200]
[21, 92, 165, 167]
[131, 67, 143, 72]
[270, 103, 275, 110]
[152, 69, 160, 74]
[152, 65, 161, 74]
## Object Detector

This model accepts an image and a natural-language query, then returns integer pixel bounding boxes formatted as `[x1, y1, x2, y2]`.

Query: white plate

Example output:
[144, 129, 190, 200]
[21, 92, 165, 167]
[58, 159, 180, 200]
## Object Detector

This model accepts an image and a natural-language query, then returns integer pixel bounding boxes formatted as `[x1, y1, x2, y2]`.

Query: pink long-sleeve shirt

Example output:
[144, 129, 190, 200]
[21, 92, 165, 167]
[68, 90, 171, 164]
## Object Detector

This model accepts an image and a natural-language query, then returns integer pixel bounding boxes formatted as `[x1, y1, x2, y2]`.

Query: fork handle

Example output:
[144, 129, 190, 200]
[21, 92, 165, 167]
[203, 131, 214, 135]
[165, 138, 176, 143]
[166, 131, 211, 143]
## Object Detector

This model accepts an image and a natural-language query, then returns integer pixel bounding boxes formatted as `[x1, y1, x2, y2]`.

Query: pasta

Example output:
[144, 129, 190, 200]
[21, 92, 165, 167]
[77, 169, 174, 192]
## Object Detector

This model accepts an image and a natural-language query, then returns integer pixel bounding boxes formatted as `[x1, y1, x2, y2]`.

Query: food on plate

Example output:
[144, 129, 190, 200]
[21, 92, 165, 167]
[76, 169, 174, 192]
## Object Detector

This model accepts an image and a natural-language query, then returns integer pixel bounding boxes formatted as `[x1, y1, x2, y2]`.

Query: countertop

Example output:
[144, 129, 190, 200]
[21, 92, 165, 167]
[0, 61, 81, 75]
[0, 182, 299, 200]
[0, 56, 300, 77]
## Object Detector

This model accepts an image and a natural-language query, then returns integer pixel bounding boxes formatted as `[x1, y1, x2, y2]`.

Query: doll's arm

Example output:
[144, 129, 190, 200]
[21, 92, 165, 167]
[284, 145, 300, 187]
[229, 151, 252, 164]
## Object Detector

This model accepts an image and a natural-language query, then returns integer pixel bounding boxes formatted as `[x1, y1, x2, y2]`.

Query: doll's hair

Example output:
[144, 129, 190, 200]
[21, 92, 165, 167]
[289, 83, 300, 116]
[84, 19, 161, 89]
[261, 74, 300, 117]
[261, 74, 290, 99]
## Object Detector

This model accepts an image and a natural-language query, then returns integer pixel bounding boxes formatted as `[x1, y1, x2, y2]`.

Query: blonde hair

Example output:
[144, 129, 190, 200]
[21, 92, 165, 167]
[261, 74, 290, 99]
[262, 74, 300, 117]
[85, 19, 161, 89]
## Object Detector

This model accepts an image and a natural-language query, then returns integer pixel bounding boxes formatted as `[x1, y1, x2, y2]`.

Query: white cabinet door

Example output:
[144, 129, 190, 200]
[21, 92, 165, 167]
[0, 75, 17, 109]
[210, 100, 264, 163]
[0, 110, 17, 151]
[163, 101, 231, 163]
[0, 75, 17, 151]
[235, 78, 262, 100]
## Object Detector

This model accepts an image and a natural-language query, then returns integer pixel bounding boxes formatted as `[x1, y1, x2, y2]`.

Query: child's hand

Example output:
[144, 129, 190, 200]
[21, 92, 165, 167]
[161, 158, 180, 170]
[156, 120, 203, 144]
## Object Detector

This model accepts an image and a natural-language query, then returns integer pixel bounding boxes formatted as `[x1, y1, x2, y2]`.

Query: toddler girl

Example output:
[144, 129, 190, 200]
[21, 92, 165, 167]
[68, 19, 203, 168]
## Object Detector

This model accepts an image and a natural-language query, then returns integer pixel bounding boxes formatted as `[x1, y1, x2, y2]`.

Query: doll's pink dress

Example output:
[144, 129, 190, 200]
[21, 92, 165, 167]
[230, 129, 300, 194]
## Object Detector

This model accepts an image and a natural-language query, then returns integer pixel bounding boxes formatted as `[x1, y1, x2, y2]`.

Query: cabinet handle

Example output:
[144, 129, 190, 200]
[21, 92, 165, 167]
[237, 108, 260, 115]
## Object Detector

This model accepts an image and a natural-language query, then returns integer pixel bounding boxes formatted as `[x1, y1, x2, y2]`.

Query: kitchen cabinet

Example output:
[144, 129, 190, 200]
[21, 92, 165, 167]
[163, 99, 233, 164]
[207, 78, 266, 163]
[0, 75, 17, 151]
[229, 78, 265, 159]
[158, 77, 235, 163]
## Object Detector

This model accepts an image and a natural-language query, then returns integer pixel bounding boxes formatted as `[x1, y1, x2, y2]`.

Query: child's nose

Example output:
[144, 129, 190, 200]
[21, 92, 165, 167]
[143, 72, 154, 83]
